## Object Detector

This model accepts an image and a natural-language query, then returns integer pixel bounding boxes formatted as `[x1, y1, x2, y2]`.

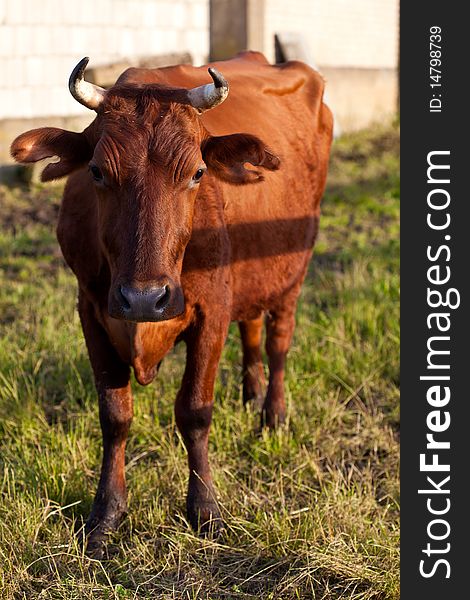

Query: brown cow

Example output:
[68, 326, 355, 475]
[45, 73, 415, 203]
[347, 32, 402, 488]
[11, 52, 333, 557]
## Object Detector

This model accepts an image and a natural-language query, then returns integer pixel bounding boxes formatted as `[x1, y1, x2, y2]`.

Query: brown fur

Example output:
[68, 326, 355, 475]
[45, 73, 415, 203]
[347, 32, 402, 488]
[11, 51, 333, 556]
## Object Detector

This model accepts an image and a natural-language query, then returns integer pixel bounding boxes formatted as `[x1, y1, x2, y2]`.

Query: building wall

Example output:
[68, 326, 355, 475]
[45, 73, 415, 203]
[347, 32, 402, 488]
[263, 0, 399, 68]
[0, 0, 209, 120]
[210, 0, 399, 133]
[262, 0, 399, 132]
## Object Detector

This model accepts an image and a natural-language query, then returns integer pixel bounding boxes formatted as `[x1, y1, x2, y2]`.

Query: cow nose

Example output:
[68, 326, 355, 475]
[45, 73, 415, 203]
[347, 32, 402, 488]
[118, 284, 171, 321]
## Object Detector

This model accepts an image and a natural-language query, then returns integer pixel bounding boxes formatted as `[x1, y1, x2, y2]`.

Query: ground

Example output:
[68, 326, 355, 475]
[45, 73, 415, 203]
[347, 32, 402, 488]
[0, 123, 399, 599]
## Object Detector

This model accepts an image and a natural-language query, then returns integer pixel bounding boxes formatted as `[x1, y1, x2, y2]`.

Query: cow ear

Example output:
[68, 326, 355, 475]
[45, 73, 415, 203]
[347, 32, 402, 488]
[10, 127, 92, 182]
[201, 133, 280, 185]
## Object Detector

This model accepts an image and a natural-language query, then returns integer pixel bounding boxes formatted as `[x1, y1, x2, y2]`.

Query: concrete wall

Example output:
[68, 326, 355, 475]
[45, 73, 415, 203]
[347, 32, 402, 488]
[266, 0, 400, 131]
[263, 0, 399, 67]
[321, 67, 397, 132]
[0, 0, 209, 120]
[210, 0, 399, 133]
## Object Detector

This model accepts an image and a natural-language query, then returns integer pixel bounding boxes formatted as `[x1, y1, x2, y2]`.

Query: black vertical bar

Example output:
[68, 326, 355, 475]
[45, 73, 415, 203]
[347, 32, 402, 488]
[401, 3, 468, 598]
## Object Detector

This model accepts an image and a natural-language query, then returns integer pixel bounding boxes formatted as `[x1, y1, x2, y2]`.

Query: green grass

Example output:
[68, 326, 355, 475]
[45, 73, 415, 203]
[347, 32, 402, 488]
[0, 123, 399, 599]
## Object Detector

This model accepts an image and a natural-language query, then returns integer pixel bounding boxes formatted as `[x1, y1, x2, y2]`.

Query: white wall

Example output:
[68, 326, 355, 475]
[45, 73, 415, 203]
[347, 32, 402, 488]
[0, 0, 209, 119]
[264, 0, 399, 68]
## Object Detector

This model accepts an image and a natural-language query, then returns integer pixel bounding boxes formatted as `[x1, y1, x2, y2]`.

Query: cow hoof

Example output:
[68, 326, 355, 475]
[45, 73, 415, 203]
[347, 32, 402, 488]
[84, 521, 124, 560]
[83, 507, 126, 559]
[260, 407, 286, 430]
[85, 528, 109, 560]
[243, 388, 265, 411]
[243, 373, 265, 411]
[187, 497, 224, 538]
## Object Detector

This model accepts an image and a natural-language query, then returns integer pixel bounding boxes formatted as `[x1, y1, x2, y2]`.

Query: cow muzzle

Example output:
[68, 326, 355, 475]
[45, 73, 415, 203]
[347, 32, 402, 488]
[109, 279, 184, 322]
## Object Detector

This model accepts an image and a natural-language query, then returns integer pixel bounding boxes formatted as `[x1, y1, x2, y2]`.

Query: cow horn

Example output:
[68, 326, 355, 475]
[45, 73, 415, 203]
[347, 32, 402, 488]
[187, 68, 229, 112]
[69, 57, 106, 111]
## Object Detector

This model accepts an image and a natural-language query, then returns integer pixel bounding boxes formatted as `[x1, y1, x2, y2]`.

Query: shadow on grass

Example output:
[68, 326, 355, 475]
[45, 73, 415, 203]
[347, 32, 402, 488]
[23, 540, 389, 600]
[129, 546, 389, 599]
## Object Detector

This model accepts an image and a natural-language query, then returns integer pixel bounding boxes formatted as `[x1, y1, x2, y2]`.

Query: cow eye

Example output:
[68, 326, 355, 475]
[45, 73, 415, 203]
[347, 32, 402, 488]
[89, 164, 103, 182]
[192, 168, 205, 182]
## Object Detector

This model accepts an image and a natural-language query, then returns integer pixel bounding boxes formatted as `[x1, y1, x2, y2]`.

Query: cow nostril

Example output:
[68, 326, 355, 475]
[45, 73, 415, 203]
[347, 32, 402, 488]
[115, 283, 173, 319]
[155, 285, 170, 310]
[118, 285, 131, 310]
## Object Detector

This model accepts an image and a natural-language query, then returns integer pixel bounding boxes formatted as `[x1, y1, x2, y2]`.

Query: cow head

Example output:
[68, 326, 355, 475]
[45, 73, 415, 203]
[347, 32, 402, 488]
[11, 58, 280, 322]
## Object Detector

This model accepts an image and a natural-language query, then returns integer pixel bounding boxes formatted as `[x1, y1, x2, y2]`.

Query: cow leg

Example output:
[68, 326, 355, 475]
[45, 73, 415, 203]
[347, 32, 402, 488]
[263, 301, 297, 429]
[78, 293, 133, 558]
[175, 318, 228, 535]
[238, 316, 266, 408]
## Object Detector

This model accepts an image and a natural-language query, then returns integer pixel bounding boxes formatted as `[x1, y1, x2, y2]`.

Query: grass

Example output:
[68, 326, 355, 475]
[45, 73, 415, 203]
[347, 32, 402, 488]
[0, 123, 399, 599]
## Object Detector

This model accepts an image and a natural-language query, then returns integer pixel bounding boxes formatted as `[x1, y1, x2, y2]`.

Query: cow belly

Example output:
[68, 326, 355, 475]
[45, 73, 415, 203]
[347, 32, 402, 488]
[226, 198, 319, 320]
[229, 247, 311, 321]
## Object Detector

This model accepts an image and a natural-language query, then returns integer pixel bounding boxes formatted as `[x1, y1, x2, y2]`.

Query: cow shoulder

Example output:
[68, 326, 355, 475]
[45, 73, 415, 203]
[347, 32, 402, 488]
[269, 61, 326, 111]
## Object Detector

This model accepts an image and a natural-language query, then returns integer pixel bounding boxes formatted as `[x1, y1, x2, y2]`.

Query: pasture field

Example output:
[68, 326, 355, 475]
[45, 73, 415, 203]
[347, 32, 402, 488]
[0, 124, 399, 599]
